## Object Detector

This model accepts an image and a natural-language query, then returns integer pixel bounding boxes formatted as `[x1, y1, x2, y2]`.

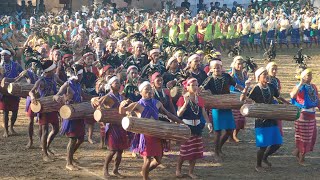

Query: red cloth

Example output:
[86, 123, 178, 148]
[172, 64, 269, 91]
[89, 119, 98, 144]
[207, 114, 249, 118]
[197, 33, 205, 43]
[106, 124, 129, 150]
[38, 112, 59, 126]
[295, 112, 317, 155]
[26, 106, 35, 118]
[84, 117, 96, 125]
[0, 95, 20, 111]
[66, 119, 85, 138]
[204, 65, 210, 74]
[180, 136, 203, 161]
[176, 96, 204, 108]
[232, 109, 245, 130]
[141, 135, 163, 157]
[296, 84, 318, 105]
[100, 122, 106, 137]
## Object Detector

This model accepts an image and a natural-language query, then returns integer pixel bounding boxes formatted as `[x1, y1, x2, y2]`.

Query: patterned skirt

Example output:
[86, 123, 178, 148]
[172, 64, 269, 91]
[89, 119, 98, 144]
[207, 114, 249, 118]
[180, 136, 204, 161]
[291, 29, 300, 44]
[0, 95, 20, 111]
[61, 119, 85, 139]
[38, 112, 59, 126]
[303, 29, 311, 43]
[278, 30, 287, 44]
[106, 124, 129, 151]
[253, 33, 261, 45]
[267, 30, 275, 44]
[295, 112, 317, 155]
[232, 109, 245, 129]
[241, 34, 249, 45]
[141, 135, 163, 157]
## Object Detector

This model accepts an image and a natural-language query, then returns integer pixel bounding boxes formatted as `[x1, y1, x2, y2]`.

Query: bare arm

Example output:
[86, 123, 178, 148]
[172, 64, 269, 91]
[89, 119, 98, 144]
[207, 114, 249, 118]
[119, 101, 139, 115]
[53, 82, 68, 103]
[159, 102, 183, 124]
[277, 96, 290, 104]
[290, 82, 303, 99]
[29, 79, 43, 101]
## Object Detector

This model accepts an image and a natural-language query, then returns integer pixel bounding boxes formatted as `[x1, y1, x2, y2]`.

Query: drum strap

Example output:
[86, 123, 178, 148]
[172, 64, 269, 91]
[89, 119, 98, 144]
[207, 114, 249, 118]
[199, 76, 212, 90]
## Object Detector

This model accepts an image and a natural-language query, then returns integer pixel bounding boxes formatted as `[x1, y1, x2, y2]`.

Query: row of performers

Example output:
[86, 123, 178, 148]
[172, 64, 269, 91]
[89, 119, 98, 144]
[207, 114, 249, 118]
[0, 50, 319, 178]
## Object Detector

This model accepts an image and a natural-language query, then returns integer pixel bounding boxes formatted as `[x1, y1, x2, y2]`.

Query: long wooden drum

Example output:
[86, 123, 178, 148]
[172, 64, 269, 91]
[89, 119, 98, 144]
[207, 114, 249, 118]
[94, 108, 124, 125]
[1, 78, 15, 88]
[240, 104, 300, 121]
[122, 116, 191, 141]
[201, 93, 245, 109]
[31, 95, 63, 113]
[170, 86, 184, 102]
[7, 83, 34, 98]
[59, 102, 94, 119]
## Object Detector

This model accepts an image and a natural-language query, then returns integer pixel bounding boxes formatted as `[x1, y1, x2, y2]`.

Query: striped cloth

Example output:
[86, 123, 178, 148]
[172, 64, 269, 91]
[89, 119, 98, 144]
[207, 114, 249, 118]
[267, 30, 275, 44]
[303, 29, 311, 43]
[295, 112, 317, 155]
[291, 29, 300, 44]
[232, 109, 245, 129]
[180, 136, 203, 161]
[278, 30, 288, 44]
[253, 33, 261, 45]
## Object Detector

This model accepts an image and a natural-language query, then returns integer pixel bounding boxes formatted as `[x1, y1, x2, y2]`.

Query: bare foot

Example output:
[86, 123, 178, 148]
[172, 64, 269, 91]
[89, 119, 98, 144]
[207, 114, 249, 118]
[112, 171, 125, 179]
[188, 173, 199, 179]
[88, 138, 95, 144]
[66, 164, 79, 171]
[176, 170, 183, 178]
[43, 155, 54, 162]
[3, 131, 9, 138]
[213, 153, 223, 163]
[9, 128, 17, 135]
[140, 171, 151, 180]
[232, 136, 240, 143]
[47, 149, 56, 156]
[158, 164, 167, 169]
[26, 141, 33, 149]
[73, 159, 80, 166]
[255, 166, 266, 173]
[262, 159, 272, 167]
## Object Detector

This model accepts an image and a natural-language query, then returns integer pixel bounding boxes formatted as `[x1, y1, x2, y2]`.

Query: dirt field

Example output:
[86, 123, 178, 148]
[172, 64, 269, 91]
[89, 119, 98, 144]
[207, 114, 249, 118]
[0, 49, 320, 180]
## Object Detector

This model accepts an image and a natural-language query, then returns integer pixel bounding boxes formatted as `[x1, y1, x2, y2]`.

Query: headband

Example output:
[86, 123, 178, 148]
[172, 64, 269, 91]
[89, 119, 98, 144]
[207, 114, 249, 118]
[126, 65, 138, 74]
[187, 54, 199, 64]
[105, 76, 119, 91]
[149, 49, 160, 55]
[44, 63, 57, 73]
[0, 50, 11, 56]
[166, 57, 177, 69]
[138, 81, 151, 92]
[266, 62, 277, 71]
[301, 68, 311, 79]
[183, 78, 198, 89]
[255, 67, 267, 82]
[210, 60, 222, 67]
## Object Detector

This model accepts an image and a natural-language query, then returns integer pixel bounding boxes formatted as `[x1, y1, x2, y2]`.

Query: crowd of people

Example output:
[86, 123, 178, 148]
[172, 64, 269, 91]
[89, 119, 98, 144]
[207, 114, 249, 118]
[0, 1, 319, 179]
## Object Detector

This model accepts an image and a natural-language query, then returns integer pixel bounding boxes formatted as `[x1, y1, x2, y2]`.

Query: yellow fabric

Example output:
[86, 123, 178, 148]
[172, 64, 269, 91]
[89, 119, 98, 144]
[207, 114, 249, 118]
[227, 24, 236, 39]
[169, 25, 179, 44]
[213, 22, 223, 39]
[179, 22, 186, 41]
[204, 23, 213, 41]
[188, 24, 197, 42]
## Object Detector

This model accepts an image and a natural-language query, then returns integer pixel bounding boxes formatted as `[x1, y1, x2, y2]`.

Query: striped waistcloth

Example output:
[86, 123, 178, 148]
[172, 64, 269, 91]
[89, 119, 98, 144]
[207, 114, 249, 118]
[180, 136, 203, 161]
[232, 109, 246, 130]
[295, 112, 317, 155]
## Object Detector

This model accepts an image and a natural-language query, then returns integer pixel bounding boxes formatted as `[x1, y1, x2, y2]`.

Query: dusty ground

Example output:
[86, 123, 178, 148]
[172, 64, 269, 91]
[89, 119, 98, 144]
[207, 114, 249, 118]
[0, 49, 320, 180]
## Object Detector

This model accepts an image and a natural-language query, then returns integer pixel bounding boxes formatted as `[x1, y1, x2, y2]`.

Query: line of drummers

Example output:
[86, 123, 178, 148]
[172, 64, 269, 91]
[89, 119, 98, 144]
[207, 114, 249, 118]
[0, 46, 318, 179]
